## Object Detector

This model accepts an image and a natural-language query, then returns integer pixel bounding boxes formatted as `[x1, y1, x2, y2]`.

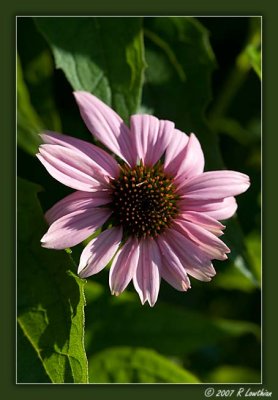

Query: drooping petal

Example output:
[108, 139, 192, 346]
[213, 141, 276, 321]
[74, 91, 135, 166]
[157, 236, 191, 291]
[163, 228, 216, 282]
[41, 207, 112, 249]
[179, 170, 250, 200]
[40, 131, 120, 178]
[133, 238, 161, 306]
[45, 190, 112, 225]
[179, 196, 238, 221]
[164, 133, 204, 182]
[179, 211, 225, 236]
[37, 144, 108, 192]
[109, 237, 140, 295]
[78, 226, 123, 278]
[173, 219, 230, 261]
[130, 114, 174, 166]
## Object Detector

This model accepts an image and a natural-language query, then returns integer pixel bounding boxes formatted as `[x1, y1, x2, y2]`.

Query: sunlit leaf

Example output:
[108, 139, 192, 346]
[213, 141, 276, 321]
[88, 347, 200, 383]
[17, 178, 88, 383]
[206, 365, 261, 383]
[35, 17, 146, 122]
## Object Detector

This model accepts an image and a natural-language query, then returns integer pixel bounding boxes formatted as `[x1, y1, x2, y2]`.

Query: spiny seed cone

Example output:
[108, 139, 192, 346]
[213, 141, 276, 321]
[110, 162, 180, 238]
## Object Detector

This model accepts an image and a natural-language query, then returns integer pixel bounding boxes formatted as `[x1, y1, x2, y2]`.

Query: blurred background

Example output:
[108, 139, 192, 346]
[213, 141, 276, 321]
[17, 17, 261, 383]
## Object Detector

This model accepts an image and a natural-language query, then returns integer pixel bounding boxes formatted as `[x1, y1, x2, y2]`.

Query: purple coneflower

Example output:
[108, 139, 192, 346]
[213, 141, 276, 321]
[37, 92, 250, 306]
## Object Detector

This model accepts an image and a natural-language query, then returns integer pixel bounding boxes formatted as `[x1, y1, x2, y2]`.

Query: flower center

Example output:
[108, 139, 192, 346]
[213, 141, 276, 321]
[110, 163, 179, 238]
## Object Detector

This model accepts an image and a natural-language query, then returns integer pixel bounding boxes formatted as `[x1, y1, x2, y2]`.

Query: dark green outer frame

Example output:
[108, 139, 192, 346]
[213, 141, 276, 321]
[2, 0, 276, 399]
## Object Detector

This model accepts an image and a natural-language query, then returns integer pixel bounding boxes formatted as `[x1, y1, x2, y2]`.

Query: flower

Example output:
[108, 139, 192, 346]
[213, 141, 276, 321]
[37, 91, 250, 306]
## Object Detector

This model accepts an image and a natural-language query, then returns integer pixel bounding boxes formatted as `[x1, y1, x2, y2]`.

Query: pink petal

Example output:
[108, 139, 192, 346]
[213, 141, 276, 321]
[109, 237, 140, 295]
[133, 238, 161, 307]
[164, 129, 189, 176]
[157, 236, 191, 291]
[179, 196, 238, 221]
[178, 211, 225, 236]
[174, 133, 205, 184]
[179, 170, 250, 200]
[163, 228, 216, 281]
[45, 190, 112, 225]
[173, 219, 230, 261]
[40, 131, 120, 178]
[130, 114, 174, 166]
[164, 133, 204, 182]
[74, 91, 135, 166]
[37, 144, 108, 192]
[41, 207, 112, 249]
[78, 226, 123, 278]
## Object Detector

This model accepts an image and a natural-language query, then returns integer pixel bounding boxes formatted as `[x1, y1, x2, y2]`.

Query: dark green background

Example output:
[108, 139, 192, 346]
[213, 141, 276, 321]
[2, 0, 276, 398]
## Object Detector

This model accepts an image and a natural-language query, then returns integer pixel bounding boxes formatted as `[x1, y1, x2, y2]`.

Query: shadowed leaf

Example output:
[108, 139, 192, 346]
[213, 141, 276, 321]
[35, 17, 146, 122]
[17, 55, 43, 155]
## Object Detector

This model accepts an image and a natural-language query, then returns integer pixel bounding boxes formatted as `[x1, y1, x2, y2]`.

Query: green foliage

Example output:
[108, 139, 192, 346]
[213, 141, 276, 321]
[206, 365, 261, 383]
[142, 17, 259, 284]
[143, 17, 219, 168]
[88, 347, 200, 383]
[35, 17, 145, 122]
[17, 55, 43, 155]
[17, 178, 88, 383]
[84, 281, 260, 358]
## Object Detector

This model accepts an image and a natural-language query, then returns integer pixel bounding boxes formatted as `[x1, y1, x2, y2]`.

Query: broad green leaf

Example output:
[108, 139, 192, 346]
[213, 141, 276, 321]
[17, 178, 88, 383]
[88, 347, 200, 383]
[206, 365, 261, 383]
[143, 17, 257, 283]
[17, 324, 50, 383]
[84, 281, 260, 358]
[35, 17, 145, 122]
[17, 55, 43, 155]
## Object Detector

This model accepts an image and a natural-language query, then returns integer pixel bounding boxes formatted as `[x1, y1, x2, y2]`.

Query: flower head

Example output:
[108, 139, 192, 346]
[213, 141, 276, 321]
[37, 91, 250, 306]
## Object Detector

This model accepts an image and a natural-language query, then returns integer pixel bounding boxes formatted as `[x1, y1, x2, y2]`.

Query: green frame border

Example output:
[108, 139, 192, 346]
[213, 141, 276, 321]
[3, 0, 277, 399]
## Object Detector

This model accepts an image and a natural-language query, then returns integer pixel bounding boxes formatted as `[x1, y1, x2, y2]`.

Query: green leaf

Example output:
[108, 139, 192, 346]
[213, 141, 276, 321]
[88, 347, 200, 383]
[246, 232, 261, 283]
[84, 281, 260, 359]
[17, 18, 62, 133]
[35, 17, 146, 122]
[17, 324, 50, 383]
[143, 17, 257, 283]
[143, 17, 221, 168]
[206, 365, 261, 383]
[17, 178, 88, 383]
[213, 262, 258, 293]
[246, 44, 261, 79]
[17, 55, 43, 155]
